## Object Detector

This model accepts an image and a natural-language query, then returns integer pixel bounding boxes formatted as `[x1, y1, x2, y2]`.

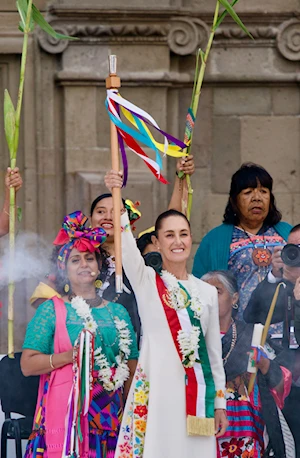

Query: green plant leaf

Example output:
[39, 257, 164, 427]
[215, 0, 240, 29]
[190, 49, 201, 106]
[4, 90, 16, 158]
[216, 0, 253, 39]
[199, 49, 205, 64]
[16, 0, 34, 32]
[16, 0, 26, 29]
[17, 207, 22, 223]
[32, 4, 78, 41]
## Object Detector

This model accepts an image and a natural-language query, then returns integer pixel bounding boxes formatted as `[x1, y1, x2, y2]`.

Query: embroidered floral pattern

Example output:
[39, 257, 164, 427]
[218, 383, 262, 457]
[219, 437, 256, 458]
[253, 248, 271, 265]
[221, 438, 245, 457]
[216, 389, 225, 398]
[228, 227, 284, 322]
[117, 364, 149, 458]
[121, 223, 131, 233]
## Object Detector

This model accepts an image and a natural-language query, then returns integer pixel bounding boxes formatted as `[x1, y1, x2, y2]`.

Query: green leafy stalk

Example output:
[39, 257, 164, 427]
[214, 0, 240, 29]
[182, 0, 252, 219]
[5, 0, 76, 357]
[7, 0, 33, 358]
[216, 0, 253, 38]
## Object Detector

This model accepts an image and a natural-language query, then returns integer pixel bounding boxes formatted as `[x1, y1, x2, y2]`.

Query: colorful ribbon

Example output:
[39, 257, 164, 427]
[125, 199, 141, 228]
[106, 89, 188, 186]
[63, 329, 94, 457]
[53, 211, 107, 270]
[184, 108, 195, 146]
[251, 345, 269, 364]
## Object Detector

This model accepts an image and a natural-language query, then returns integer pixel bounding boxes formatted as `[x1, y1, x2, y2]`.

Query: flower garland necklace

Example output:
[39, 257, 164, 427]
[161, 270, 203, 368]
[161, 270, 203, 318]
[71, 296, 132, 391]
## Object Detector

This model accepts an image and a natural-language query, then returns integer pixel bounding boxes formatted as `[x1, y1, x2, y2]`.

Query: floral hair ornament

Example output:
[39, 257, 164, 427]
[125, 199, 141, 230]
[53, 210, 107, 270]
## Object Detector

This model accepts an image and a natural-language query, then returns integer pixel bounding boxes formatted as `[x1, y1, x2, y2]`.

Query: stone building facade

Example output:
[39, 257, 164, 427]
[0, 0, 299, 351]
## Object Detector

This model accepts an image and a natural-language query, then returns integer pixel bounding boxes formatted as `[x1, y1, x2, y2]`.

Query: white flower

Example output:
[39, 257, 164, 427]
[86, 319, 98, 334]
[161, 271, 203, 318]
[190, 288, 203, 319]
[177, 326, 200, 368]
[72, 296, 131, 392]
[71, 296, 98, 334]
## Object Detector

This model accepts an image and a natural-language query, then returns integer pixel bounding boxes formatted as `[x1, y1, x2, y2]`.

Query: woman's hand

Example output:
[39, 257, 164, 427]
[256, 355, 270, 375]
[215, 409, 228, 437]
[176, 155, 195, 176]
[104, 170, 123, 192]
[5, 167, 22, 192]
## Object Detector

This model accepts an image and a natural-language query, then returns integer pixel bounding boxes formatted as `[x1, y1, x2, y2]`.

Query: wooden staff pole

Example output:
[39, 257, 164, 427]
[106, 55, 123, 293]
[247, 282, 285, 394]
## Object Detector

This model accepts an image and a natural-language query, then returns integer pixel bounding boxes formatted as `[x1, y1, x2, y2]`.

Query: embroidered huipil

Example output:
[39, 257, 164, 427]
[23, 299, 139, 458]
[23, 300, 138, 367]
[115, 213, 226, 458]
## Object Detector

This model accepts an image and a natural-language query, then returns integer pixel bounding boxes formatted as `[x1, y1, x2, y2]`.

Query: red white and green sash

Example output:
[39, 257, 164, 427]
[156, 274, 216, 436]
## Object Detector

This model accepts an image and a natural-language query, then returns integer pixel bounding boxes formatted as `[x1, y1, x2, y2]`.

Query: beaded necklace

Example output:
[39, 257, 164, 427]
[239, 226, 272, 267]
[223, 319, 237, 366]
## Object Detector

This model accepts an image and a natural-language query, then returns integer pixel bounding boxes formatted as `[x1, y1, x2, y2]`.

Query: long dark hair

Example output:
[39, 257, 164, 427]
[223, 162, 282, 226]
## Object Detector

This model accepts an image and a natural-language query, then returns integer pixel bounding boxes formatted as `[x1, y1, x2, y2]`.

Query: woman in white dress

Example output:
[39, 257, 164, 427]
[109, 171, 227, 458]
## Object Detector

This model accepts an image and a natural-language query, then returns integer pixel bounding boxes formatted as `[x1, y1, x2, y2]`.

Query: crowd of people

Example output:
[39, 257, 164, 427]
[4, 157, 300, 458]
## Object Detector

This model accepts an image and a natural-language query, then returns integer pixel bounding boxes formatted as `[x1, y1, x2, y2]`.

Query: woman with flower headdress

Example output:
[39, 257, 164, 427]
[29, 156, 195, 347]
[21, 211, 139, 458]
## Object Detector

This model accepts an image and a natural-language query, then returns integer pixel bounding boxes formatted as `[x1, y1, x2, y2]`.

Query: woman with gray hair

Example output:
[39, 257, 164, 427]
[202, 270, 295, 458]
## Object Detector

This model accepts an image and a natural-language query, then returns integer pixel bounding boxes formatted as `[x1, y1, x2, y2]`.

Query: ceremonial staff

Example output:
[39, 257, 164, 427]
[247, 282, 286, 395]
[4, 1, 75, 357]
[105, 58, 188, 293]
[106, 56, 123, 293]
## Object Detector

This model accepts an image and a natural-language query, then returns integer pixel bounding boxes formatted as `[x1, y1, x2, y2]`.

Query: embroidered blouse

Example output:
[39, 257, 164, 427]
[23, 300, 139, 367]
[228, 226, 284, 328]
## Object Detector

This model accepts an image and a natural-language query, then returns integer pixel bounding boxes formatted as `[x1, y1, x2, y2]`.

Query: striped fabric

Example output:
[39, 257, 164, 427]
[224, 400, 264, 447]
[25, 378, 123, 458]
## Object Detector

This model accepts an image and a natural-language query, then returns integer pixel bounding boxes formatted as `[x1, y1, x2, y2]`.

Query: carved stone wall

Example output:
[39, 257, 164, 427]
[0, 0, 300, 351]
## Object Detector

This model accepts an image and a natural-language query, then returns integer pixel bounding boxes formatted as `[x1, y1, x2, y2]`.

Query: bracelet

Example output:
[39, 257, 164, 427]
[176, 170, 185, 179]
[50, 353, 55, 370]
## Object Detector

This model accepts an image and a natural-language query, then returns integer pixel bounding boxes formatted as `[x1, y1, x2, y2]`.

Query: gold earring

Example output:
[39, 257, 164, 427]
[64, 283, 70, 293]
[95, 279, 103, 289]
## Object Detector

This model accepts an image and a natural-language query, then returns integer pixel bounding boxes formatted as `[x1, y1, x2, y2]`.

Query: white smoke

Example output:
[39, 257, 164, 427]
[0, 232, 52, 288]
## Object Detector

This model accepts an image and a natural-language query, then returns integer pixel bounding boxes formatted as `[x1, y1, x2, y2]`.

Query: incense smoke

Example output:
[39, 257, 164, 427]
[0, 232, 51, 288]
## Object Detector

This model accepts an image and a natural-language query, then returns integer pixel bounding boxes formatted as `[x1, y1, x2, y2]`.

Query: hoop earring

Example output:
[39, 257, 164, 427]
[232, 303, 238, 310]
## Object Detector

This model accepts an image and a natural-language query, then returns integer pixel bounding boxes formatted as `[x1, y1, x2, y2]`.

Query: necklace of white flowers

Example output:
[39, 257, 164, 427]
[161, 270, 203, 368]
[71, 296, 132, 391]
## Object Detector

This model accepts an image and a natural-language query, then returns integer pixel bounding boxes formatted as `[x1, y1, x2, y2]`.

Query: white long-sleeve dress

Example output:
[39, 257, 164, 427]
[115, 213, 226, 458]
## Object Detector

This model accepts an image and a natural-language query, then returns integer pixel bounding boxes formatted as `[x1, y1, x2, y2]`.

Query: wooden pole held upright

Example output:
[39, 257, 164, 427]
[106, 55, 123, 293]
[247, 282, 285, 395]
